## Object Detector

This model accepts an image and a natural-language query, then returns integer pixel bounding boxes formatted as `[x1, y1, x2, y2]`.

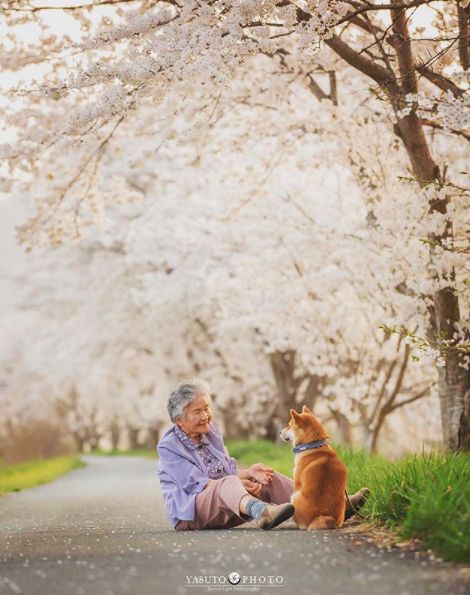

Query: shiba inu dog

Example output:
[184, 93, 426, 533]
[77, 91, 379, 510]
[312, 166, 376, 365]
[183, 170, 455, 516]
[280, 405, 347, 530]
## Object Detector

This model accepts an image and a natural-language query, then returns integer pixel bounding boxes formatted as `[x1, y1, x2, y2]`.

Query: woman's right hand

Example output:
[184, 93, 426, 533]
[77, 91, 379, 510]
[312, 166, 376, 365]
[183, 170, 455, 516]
[241, 478, 264, 498]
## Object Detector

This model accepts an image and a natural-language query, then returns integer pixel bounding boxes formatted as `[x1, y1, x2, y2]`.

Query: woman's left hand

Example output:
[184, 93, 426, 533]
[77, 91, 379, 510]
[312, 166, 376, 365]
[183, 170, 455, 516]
[248, 463, 275, 485]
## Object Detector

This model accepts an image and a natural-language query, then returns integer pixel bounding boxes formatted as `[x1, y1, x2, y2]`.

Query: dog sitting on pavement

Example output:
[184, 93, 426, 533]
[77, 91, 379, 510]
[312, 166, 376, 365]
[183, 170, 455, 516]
[280, 405, 348, 530]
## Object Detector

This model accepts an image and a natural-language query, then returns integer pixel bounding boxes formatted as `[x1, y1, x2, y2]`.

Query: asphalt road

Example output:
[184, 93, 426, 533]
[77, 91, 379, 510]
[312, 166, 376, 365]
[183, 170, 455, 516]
[0, 455, 468, 595]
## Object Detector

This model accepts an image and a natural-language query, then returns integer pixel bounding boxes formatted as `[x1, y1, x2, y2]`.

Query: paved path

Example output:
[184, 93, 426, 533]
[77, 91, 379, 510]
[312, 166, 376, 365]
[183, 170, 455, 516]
[0, 456, 468, 595]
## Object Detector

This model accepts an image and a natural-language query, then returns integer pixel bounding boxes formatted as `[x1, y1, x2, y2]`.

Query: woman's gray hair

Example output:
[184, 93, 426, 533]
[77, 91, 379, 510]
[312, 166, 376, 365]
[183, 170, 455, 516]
[167, 378, 212, 423]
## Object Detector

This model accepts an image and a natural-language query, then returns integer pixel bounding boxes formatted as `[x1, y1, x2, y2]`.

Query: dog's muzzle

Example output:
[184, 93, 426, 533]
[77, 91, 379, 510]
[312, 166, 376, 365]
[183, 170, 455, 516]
[279, 428, 293, 443]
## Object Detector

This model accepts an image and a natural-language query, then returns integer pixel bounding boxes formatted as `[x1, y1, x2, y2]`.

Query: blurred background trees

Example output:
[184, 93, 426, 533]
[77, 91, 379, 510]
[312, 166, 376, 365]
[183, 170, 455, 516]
[0, 0, 468, 461]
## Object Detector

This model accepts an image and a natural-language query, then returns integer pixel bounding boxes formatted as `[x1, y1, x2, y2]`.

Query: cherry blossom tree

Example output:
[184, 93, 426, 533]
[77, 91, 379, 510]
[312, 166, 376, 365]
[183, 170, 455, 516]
[1, 0, 468, 450]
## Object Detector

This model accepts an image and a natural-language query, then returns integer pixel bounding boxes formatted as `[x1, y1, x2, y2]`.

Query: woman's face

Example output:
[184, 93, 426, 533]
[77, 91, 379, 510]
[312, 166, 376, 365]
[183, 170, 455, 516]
[176, 393, 213, 437]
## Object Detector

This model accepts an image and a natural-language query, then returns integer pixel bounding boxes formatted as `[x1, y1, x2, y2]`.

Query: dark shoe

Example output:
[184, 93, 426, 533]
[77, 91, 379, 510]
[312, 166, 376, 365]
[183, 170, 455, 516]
[256, 503, 295, 530]
[344, 487, 370, 521]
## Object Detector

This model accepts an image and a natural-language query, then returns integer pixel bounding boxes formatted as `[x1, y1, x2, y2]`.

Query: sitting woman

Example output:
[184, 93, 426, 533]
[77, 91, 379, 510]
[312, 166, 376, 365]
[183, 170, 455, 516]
[156, 380, 367, 531]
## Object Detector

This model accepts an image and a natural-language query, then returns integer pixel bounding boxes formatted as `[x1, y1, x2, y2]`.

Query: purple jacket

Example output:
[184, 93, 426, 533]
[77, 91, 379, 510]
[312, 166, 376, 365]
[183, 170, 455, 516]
[156, 421, 238, 528]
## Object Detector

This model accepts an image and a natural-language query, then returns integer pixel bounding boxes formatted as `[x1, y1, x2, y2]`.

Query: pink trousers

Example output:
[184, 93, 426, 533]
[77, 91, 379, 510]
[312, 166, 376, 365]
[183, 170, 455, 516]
[175, 472, 294, 531]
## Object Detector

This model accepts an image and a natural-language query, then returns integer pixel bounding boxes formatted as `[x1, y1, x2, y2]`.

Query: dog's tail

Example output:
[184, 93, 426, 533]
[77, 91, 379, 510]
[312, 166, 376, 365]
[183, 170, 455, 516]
[307, 515, 338, 531]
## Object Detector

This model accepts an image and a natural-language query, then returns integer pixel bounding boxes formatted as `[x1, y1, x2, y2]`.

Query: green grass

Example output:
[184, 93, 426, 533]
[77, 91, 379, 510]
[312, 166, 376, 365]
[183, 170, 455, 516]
[226, 439, 470, 563]
[226, 438, 294, 477]
[0, 455, 86, 495]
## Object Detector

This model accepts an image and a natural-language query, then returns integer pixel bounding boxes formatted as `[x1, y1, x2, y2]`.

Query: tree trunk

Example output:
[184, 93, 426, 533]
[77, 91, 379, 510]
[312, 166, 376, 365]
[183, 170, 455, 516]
[146, 424, 164, 450]
[268, 350, 298, 441]
[72, 433, 86, 452]
[110, 420, 120, 450]
[370, 411, 389, 453]
[359, 424, 374, 454]
[218, 402, 253, 440]
[86, 428, 101, 451]
[128, 428, 141, 451]
[263, 413, 282, 442]
[268, 350, 323, 441]
[329, 409, 354, 444]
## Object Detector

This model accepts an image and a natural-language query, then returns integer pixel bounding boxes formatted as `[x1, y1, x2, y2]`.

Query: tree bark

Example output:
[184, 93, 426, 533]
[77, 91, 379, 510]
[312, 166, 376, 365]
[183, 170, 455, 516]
[268, 350, 323, 440]
[329, 409, 354, 444]
[72, 433, 86, 453]
[146, 423, 164, 450]
[110, 418, 120, 450]
[128, 427, 142, 450]
[268, 350, 298, 440]
[433, 290, 470, 450]
[457, 1, 470, 71]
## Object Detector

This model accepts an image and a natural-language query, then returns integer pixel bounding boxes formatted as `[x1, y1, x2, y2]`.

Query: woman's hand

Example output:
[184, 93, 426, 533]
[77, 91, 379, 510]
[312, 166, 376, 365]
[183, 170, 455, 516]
[248, 463, 275, 486]
[241, 478, 264, 498]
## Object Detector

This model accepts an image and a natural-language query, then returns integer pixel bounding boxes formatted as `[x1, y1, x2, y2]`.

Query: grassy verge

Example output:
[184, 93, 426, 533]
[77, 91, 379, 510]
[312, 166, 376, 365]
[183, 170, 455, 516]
[0, 455, 86, 495]
[226, 439, 470, 563]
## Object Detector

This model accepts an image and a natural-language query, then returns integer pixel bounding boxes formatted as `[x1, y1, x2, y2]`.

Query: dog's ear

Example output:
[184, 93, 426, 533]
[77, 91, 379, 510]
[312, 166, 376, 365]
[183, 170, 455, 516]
[290, 408, 300, 419]
[302, 405, 313, 414]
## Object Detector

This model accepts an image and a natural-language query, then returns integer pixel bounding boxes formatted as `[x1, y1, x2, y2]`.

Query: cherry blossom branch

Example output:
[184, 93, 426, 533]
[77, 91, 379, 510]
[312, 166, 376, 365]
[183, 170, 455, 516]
[336, 0, 437, 26]
[1, 0, 180, 10]
[387, 385, 432, 413]
[380, 324, 470, 358]
[419, 118, 470, 141]
[337, 6, 466, 97]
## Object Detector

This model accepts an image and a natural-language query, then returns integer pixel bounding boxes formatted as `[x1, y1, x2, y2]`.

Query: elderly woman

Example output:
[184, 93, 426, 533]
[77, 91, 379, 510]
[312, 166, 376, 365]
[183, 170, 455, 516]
[157, 380, 367, 531]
